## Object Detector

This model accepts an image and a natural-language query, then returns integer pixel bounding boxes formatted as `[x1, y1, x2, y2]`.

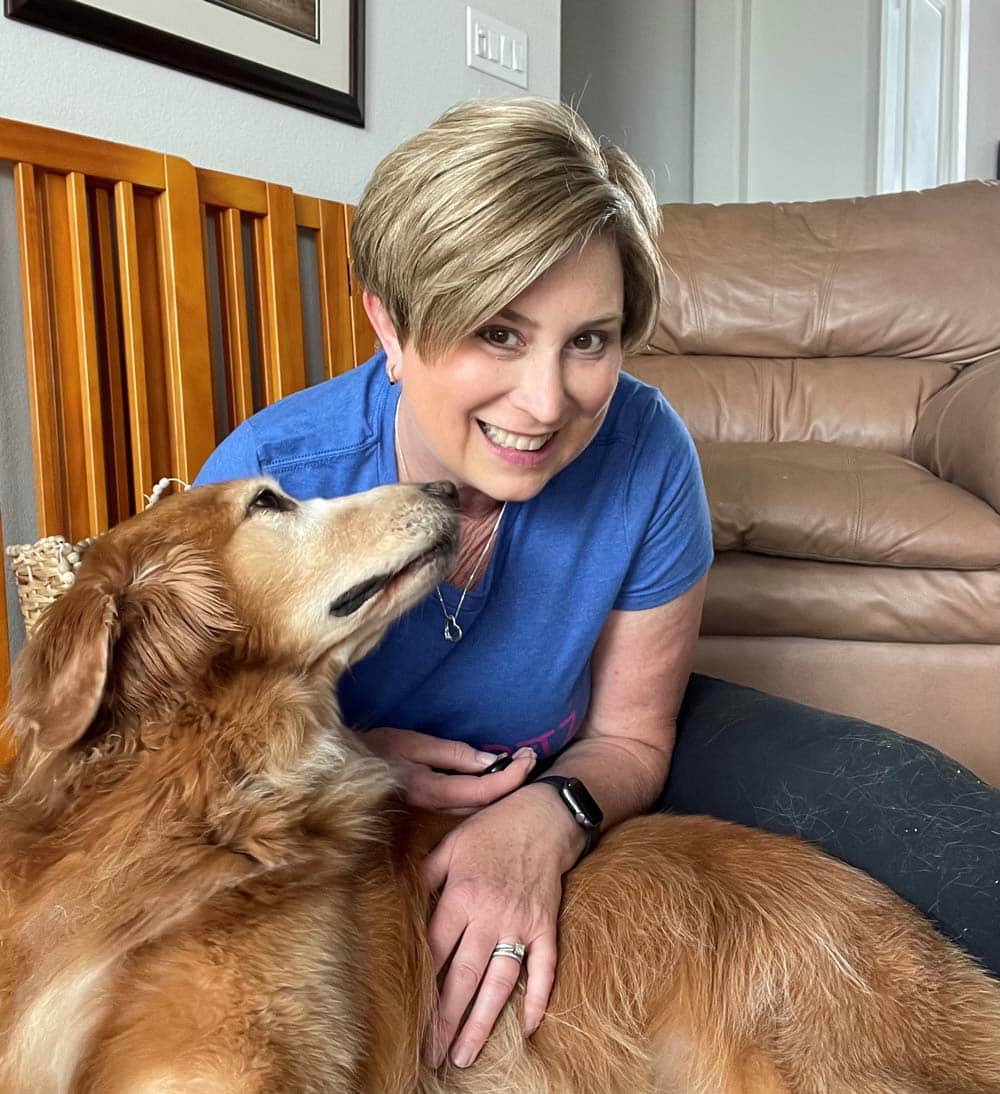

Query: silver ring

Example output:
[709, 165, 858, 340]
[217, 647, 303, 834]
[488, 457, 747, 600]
[491, 942, 526, 964]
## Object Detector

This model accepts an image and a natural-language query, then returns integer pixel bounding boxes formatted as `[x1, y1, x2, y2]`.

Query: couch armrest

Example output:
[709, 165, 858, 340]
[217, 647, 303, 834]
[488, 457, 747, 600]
[911, 351, 1000, 513]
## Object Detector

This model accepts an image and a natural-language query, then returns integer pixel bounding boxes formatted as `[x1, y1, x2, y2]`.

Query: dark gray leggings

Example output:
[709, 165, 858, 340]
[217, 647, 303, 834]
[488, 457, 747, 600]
[659, 674, 1000, 978]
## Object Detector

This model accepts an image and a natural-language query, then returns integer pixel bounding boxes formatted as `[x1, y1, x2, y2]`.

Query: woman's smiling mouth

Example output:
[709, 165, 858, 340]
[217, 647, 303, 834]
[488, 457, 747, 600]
[478, 420, 555, 452]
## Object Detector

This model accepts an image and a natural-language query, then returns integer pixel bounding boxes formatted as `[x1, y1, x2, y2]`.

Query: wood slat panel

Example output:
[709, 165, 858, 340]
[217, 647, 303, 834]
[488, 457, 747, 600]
[66, 172, 109, 535]
[43, 171, 94, 541]
[157, 154, 217, 480]
[13, 163, 64, 537]
[254, 183, 306, 402]
[198, 168, 268, 215]
[0, 117, 165, 189]
[294, 193, 321, 231]
[92, 186, 130, 523]
[315, 199, 356, 380]
[344, 204, 377, 364]
[134, 190, 173, 486]
[114, 180, 154, 506]
[0, 118, 165, 190]
[215, 207, 254, 428]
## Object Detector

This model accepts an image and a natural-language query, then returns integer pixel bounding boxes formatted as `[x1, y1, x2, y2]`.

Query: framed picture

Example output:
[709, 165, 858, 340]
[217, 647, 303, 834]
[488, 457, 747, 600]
[5, 0, 364, 126]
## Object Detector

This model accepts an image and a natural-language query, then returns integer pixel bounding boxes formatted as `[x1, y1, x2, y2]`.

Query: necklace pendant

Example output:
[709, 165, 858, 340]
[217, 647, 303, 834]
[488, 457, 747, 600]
[443, 615, 463, 643]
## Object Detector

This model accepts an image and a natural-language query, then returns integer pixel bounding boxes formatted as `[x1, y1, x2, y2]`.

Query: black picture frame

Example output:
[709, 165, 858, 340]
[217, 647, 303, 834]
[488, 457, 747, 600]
[5, 0, 365, 127]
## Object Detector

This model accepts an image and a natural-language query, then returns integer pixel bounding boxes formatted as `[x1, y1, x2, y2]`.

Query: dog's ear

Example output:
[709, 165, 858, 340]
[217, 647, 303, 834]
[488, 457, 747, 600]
[9, 579, 117, 751]
[9, 539, 239, 751]
[111, 542, 239, 722]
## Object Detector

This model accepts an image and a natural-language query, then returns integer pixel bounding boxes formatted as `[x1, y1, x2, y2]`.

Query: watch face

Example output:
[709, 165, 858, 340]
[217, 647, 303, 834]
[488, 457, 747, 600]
[562, 778, 603, 829]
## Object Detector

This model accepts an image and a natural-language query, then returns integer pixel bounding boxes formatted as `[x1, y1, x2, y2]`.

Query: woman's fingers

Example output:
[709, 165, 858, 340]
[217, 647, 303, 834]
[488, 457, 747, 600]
[522, 932, 557, 1037]
[432, 928, 496, 1068]
[401, 730, 501, 773]
[450, 941, 527, 1068]
[424, 858, 467, 971]
[412, 749, 537, 812]
[366, 727, 498, 772]
[421, 837, 451, 899]
[363, 729, 539, 812]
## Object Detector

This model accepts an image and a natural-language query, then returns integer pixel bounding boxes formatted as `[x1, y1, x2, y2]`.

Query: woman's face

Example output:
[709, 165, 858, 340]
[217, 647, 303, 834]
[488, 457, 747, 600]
[386, 236, 626, 505]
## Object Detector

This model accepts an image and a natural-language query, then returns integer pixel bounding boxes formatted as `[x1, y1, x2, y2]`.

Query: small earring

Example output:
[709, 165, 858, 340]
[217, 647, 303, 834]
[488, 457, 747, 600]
[387, 363, 398, 385]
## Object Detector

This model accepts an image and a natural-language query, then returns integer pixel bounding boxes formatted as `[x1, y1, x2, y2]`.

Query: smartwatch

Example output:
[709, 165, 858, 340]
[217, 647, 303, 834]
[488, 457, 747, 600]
[535, 776, 604, 857]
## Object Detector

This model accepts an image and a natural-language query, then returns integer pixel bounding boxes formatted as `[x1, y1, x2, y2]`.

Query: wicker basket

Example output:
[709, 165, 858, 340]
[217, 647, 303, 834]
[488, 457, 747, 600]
[5, 481, 188, 642]
[6, 536, 94, 641]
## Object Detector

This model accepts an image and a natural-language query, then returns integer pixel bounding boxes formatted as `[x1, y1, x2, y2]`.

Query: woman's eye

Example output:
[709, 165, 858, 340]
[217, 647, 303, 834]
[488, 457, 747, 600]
[571, 332, 608, 353]
[480, 327, 519, 349]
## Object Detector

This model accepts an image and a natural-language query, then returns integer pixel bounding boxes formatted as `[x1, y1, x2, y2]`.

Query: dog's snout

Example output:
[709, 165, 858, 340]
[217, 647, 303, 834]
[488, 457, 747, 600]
[420, 481, 459, 504]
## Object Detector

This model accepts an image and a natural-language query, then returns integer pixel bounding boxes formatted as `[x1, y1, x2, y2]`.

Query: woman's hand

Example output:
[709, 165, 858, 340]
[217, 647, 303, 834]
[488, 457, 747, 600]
[421, 784, 584, 1069]
[364, 727, 536, 812]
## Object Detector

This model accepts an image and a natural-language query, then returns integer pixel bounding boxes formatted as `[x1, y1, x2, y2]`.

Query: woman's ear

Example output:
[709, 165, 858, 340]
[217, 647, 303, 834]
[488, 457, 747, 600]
[362, 291, 405, 372]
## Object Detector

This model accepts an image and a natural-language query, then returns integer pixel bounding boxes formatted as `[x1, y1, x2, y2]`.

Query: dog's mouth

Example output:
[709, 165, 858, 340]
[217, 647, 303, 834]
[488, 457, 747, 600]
[328, 536, 453, 618]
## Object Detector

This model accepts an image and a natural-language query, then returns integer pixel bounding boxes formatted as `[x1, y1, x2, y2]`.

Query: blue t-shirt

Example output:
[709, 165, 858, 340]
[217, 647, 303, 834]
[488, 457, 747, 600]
[195, 352, 712, 757]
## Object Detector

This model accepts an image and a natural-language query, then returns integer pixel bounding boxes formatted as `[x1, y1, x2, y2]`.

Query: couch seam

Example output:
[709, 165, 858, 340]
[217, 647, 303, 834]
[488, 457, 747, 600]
[719, 543, 1000, 571]
[813, 201, 858, 355]
[848, 448, 865, 557]
[670, 219, 707, 349]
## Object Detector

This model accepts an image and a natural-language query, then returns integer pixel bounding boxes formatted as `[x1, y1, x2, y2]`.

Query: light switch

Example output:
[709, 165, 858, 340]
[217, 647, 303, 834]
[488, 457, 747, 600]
[466, 6, 528, 89]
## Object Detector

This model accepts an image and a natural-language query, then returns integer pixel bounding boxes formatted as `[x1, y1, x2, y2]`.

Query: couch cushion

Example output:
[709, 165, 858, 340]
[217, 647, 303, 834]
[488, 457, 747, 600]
[701, 551, 1000, 644]
[630, 354, 958, 455]
[653, 180, 1000, 365]
[701, 442, 1000, 569]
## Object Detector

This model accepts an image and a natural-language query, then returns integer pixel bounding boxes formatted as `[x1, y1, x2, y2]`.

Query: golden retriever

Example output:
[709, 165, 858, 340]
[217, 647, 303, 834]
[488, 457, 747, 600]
[2, 477, 999, 1094]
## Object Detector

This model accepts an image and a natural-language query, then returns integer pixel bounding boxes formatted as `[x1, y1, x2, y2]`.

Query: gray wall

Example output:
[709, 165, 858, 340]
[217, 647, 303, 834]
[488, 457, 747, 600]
[0, 1, 560, 201]
[0, 0, 560, 655]
[562, 0, 694, 203]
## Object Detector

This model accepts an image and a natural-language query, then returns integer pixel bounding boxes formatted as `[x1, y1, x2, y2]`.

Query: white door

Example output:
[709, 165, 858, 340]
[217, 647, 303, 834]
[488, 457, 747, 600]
[693, 0, 969, 204]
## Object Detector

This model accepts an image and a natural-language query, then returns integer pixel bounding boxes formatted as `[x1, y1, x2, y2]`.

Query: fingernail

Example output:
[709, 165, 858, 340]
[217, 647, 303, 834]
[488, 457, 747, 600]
[515, 747, 536, 764]
[452, 1044, 475, 1069]
[477, 750, 505, 765]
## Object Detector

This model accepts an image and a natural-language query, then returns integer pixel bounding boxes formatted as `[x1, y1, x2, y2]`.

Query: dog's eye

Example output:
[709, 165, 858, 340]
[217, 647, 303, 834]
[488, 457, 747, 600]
[248, 488, 294, 515]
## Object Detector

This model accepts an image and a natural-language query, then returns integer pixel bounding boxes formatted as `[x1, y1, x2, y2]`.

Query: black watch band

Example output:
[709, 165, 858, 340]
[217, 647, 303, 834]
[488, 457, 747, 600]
[535, 776, 603, 857]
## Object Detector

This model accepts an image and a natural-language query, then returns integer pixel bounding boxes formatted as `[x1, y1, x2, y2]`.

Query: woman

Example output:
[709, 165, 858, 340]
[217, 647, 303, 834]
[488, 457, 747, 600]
[196, 97, 1000, 1069]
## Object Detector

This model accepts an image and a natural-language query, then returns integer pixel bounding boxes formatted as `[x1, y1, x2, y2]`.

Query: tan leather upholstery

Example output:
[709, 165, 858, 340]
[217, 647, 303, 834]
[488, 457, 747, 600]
[912, 350, 1000, 513]
[632, 180, 1000, 785]
[636, 355, 959, 454]
[701, 442, 1000, 568]
[652, 181, 1000, 364]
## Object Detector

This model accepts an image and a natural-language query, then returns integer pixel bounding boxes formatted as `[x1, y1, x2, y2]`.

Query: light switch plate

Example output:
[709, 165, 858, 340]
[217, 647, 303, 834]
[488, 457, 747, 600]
[466, 6, 528, 89]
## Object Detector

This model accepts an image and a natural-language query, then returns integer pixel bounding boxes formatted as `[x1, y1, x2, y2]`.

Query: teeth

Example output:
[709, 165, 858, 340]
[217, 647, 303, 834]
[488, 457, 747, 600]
[480, 421, 553, 451]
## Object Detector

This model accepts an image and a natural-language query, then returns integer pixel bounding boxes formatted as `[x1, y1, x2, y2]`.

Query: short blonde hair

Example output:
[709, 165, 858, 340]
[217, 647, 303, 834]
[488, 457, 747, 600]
[350, 97, 662, 360]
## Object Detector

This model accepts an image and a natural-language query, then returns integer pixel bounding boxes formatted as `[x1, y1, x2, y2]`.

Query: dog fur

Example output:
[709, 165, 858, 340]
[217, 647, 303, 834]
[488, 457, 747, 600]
[2, 477, 999, 1094]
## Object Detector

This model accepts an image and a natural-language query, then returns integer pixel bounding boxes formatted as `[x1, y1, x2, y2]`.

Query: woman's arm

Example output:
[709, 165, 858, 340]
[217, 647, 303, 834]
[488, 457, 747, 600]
[522, 574, 708, 859]
[422, 576, 707, 1068]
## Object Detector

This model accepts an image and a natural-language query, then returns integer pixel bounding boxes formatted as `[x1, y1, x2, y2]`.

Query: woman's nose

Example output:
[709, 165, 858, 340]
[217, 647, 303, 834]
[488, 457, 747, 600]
[508, 356, 566, 425]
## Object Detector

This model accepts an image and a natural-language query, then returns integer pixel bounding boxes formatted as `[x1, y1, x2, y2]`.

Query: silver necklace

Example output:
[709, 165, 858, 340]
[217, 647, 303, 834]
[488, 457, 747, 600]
[394, 401, 507, 643]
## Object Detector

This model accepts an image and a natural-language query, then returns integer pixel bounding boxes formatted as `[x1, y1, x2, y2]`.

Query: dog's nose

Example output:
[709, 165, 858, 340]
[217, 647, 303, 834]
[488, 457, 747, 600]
[420, 481, 459, 502]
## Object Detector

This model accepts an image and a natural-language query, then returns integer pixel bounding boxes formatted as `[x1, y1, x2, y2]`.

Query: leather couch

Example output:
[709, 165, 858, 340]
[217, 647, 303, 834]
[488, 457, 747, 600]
[630, 180, 1000, 785]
